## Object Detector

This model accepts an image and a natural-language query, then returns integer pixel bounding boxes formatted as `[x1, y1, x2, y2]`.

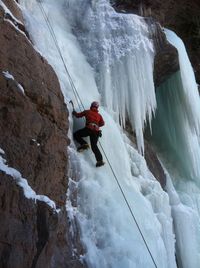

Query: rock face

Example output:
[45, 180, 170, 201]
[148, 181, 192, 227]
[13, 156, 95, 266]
[147, 19, 179, 87]
[0, 1, 84, 267]
[0, 170, 85, 268]
[0, 172, 55, 268]
[112, 0, 200, 84]
[0, 4, 68, 204]
[144, 140, 166, 189]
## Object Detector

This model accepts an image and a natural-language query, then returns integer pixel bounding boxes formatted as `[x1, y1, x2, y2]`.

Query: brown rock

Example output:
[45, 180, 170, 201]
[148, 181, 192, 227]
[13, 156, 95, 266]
[144, 140, 166, 189]
[147, 20, 179, 86]
[0, 2, 69, 204]
[1, 0, 28, 37]
[2, 0, 24, 22]
[0, 1, 86, 267]
[0, 172, 37, 268]
[52, 210, 86, 268]
[0, 172, 85, 268]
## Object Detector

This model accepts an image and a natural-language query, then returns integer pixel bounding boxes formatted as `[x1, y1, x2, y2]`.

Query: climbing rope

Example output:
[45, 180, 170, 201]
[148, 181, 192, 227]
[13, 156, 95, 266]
[36, 1, 158, 267]
[37, 0, 83, 112]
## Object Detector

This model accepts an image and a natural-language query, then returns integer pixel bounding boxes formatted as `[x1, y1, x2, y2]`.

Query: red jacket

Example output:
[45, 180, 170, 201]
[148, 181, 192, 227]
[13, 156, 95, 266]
[74, 107, 105, 132]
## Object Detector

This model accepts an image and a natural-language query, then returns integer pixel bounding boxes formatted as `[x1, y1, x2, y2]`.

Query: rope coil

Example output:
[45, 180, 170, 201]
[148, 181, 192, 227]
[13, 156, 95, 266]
[36, 1, 158, 267]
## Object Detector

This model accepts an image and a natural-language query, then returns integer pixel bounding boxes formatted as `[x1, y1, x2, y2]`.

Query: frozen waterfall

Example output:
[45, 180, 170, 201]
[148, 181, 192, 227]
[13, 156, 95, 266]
[65, 0, 156, 154]
[19, 0, 200, 267]
[150, 30, 200, 268]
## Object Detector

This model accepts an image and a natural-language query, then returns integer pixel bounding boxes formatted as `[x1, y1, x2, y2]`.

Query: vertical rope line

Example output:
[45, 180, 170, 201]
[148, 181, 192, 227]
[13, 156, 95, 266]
[38, 1, 84, 111]
[36, 2, 158, 267]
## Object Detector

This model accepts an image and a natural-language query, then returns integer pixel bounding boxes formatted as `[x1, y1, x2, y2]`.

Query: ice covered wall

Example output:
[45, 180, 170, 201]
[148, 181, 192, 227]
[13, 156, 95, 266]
[19, 0, 178, 267]
[65, 0, 156, 153]
[150, 30, 200, 267]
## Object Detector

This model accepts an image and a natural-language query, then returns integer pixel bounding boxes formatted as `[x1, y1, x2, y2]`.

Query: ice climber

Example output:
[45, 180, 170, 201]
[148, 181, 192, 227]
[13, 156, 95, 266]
[73, 101, 105, 167]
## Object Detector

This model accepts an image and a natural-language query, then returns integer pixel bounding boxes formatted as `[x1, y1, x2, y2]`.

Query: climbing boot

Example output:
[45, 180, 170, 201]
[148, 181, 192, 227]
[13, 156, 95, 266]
[96, 160, 105, 167]
[77, 144, 89, 152]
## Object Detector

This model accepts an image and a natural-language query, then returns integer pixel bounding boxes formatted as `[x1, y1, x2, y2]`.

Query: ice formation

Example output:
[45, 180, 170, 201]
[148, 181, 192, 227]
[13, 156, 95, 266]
[14, 0, 200, 267]
[150, 30, 200, 268]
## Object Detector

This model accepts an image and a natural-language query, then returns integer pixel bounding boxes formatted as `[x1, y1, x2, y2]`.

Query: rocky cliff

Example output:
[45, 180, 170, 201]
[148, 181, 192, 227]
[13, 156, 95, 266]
[0, 0, 84, 267]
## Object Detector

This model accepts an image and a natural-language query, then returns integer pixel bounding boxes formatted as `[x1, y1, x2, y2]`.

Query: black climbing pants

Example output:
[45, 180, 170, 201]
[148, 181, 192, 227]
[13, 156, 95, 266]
[74, 127, 103, 162]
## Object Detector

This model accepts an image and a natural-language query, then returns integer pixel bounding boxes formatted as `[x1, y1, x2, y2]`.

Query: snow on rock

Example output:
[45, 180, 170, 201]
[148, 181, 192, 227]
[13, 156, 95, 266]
[0, 148, 5, 155]
[0, 0, 32, 46]
[2, 71, 14, 80]
[2, 71, 25, 95]
[3, 17, 28, 41]
[0, 150, 57, 211]
[31, 139, 40, 147]
[0, 0, 23, 25]
[17, 83, 25, 95]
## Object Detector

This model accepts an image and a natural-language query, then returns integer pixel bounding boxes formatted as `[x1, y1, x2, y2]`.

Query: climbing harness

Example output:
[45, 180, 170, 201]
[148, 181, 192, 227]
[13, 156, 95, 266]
[87, 122, 99, 128]
[36, 1, 158, 267]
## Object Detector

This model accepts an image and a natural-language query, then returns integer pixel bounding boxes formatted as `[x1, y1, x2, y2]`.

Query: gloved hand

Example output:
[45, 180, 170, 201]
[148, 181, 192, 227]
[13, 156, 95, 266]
[98, 130, 102, 137]
[72, 110, 77, 116]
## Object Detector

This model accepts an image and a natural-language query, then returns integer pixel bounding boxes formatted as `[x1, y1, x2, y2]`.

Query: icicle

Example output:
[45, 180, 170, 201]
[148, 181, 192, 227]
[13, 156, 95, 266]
[65, 0, 156, 153]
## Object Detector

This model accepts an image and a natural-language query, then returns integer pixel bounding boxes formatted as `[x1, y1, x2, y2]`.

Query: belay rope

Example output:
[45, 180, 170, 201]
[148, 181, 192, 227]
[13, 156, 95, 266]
[36, 1, 158, 267]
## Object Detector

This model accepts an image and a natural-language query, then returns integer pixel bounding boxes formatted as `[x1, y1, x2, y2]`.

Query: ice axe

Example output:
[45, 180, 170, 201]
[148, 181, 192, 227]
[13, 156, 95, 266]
[69, 100, 75, 111]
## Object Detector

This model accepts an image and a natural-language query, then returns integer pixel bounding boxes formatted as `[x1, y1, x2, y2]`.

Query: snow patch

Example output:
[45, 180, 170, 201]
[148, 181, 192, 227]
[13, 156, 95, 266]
[4, 18, 28, 41]
[0, 0, 23, 25]
[0, 148, 5, 155]
[0, 150, 57, 211]
[31, 139, 40, 147]
[2, 71, 14, 80]
[2, 71, 25, 95]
